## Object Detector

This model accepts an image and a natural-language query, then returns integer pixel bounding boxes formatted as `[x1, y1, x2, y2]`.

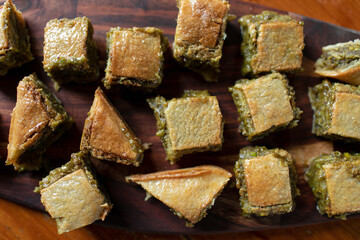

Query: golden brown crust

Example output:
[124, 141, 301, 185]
[43, 17, 88, 66]
[7, 76, 50, 167]
[244, 154, 292, 207]
[323, 160, 360, 215]
[240, 73, 294, 134]
[164, 96, 223, 151]
[126, 165, 231, 224]
[175, 0, 228, 48]
[252, 21, 304, 74]
[315, 66, 360, 85]
[40, 169, 111, 234]
[109, 28, 161, 80]
[328, 92, 360, 139]
[80, 87, 143, 166]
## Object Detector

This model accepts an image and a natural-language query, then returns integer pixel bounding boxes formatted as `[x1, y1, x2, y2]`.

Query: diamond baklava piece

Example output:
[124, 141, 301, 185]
[239, 11, 304, 76]
[104, 27, 168, 90]
[309, 80, 360, 141]
[147, 90, 223, 164]
[173, 0, 230, 81]
[0, 0, 33, 75]
[126, 165, 231, 226]
[234, 146, 299, 217]
[6, 74, 72, 171]
[80, 87, 144, 166]
[35, 151, 112, 234]
[229, 72, 301, 140]
[306, 151, 360, 219]
[43, 17, 99, 87]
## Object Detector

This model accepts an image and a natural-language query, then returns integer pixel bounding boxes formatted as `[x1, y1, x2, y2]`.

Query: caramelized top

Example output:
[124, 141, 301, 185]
[244, 154, 292, 207]
[164, 96, 223, 151]
[109, 28, 161, 80]
[87, 88, 140, 160]
[126, 165, 231, 224]
[175, 0, 228, 48]
[7, 76, 50, 165]
[43, 17, 89, 66]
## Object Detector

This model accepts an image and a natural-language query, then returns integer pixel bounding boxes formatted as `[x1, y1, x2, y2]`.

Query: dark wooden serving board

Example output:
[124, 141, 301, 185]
[0, 0, 359, 234]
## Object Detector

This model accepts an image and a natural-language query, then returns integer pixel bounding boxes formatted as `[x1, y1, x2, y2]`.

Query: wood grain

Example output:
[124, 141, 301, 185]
[0, 0, 360, 239]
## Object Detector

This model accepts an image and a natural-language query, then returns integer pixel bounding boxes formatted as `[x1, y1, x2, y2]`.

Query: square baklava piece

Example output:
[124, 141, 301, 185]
[147, 90, 223, 164]
[80, 87, 144, 166]
[0, 0, 33, 75]
[6, 74, 72, 171]
[35, 152, 112, 234]
[239, 11, 304, 76]
[315, 39, 360, 85]
[229, 72, 301, 140]
[309, 80, 360, 141]
[43, 17, 99, 87]
[173, 0, 230, 82]
[234, 146, 299, 217]
[104, 27, 168, 90]
[306, 152, 360, 219]
[126, 165, 231, 226]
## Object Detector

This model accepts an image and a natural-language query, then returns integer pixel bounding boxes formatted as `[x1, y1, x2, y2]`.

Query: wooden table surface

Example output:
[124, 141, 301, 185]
[1, 0, 360, 239]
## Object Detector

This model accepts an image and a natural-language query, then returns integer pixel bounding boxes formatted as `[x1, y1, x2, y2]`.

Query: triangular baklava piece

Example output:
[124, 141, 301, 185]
[80, 87, 144, 166]
[126, 165, 231, 225]
[6, 74, 72, 171]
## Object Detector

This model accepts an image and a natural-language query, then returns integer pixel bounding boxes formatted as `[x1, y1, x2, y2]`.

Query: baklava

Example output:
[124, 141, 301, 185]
[173, 0, 230, 81]
[306, 151, 360, 219]
[80, 87, 144, 166]
[35, 151, 112, 234]
[229, 72, 301, 140]
[239, 11, 304, 76]
[6, 74, 72, 171]
[234, 146, 299, 217]
[147, 90, 223, 164]
[126, 165, 231, 226]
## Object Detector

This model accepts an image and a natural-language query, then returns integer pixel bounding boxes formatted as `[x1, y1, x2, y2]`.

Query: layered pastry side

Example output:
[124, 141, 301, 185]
[6, 74, 73, 171]
[229, 72, 302, 140]
[35, 151, 112, 234]
[315, 39, 360, 85]
[147, 90, 224, 164]
[43, 16, 99, 88]
[0, 0, 33, 75]
[173, 0, 230, 82]
[80, 87, 144, 166]
[104, 27, 168, 90]
[306, 152, 360, 219]
[126, 165, 231, 226]
[309, 80, 360, 142]
[239, 11, 304, 76]
[234, 146, 299, 217]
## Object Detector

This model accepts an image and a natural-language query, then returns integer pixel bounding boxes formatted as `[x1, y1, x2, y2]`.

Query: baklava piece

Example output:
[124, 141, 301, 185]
[173, 0, 230, 82]
[309, 80, 360, 141]
[35, 152, 112, 234]
[229, 72, 301, 140]
[315, 39, 360, 85]
[306, 152, 360, 219]
[6, 74, 72, 171]
[104, 27, 168, 89]
[147, 90, 223, 164]
[239, 11, 304, 76]
[234, 146, 299, 217]
[126, 165, 231, 226]
[80, 87, 144, 166]
[0, 0, 33, 75]
[43, 17, 99, 88]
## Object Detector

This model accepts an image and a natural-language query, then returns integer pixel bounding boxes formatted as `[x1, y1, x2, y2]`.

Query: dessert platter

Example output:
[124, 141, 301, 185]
[0, 0, 359, 234]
